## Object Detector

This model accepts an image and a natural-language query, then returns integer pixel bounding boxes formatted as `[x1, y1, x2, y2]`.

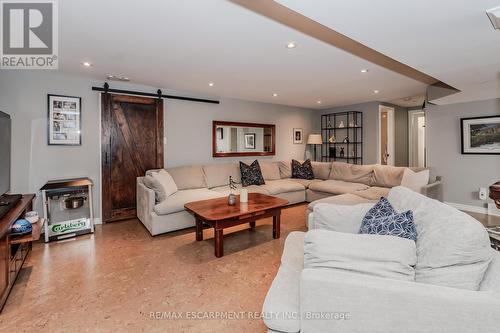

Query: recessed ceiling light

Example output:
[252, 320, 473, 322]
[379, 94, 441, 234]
[82, 61, 92, 67]
[208, 82, 214, 87]
[374, 90, 380, 94]
[106, 74, 130, 82]
[273, 93, 278, 97]
[316, 100, 322, 104]
[286, 42, 296, 49]
[360, 69, 369, 73]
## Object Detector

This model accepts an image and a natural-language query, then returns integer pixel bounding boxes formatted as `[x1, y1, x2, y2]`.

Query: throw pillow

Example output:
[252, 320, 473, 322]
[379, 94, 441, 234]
[147, 169, 178, 202]
[291, 159, 314, 180]
[239, 160, 265, 187]
[359, 197, 417, 241]
[304, 229, 417, 281]
[401, 168, 430, 193]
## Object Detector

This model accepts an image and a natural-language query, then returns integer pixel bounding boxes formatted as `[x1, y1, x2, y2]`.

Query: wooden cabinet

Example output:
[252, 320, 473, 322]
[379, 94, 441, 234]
[0, 194, 36, 312]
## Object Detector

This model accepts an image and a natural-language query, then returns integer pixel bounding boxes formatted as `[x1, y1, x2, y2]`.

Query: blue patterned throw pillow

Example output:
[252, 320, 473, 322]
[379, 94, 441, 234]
[359, 197, 417, 241]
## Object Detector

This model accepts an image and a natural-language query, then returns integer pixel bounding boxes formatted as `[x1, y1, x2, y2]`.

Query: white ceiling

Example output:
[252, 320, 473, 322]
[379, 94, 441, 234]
[58, 0, 500, 109]
[276, 0, 500, 105]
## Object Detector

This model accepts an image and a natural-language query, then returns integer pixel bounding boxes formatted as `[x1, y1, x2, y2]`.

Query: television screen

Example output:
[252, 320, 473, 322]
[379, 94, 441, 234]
[0, 111, 11, 197]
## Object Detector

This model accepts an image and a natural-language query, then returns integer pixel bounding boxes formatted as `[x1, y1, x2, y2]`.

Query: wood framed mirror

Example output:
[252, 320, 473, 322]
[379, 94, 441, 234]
[212, 121, 276, 157]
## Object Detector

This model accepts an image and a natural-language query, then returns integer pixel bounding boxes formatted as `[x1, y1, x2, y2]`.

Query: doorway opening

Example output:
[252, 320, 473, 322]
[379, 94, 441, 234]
[378, 105, 395, 165]
[408, 110, 426, 167]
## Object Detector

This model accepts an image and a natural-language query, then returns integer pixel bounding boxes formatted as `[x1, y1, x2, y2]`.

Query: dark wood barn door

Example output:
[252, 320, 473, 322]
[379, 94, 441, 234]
[101, 94, 163, 222]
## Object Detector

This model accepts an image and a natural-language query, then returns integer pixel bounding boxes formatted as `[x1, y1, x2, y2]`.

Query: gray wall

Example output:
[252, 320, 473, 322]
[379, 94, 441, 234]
[315, 102, 408, 166]
[426, 98, 500, 207]
[0, 71, 313, 220]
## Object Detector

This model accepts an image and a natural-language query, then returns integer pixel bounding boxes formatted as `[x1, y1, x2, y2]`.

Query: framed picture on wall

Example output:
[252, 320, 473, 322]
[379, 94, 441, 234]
[48, 94, 82, 145]
[244, 133, 256, 149]
[461, 115, 500, 154]
[293, 128, 303, 144]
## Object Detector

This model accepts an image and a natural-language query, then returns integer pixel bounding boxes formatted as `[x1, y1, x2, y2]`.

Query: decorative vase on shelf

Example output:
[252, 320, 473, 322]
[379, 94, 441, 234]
[329, 147, 337, 158]
[340, 147, 345, 158]
[339, 120, 345, 128]
[349, 120, 355, 127]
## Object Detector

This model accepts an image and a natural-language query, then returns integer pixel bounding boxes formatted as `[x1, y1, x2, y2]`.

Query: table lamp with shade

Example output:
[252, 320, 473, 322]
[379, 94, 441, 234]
[307, 134, 322, 161]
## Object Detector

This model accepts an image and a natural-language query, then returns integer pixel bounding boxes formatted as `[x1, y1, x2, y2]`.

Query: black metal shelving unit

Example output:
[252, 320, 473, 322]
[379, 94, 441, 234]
[320, 111, 363, 164]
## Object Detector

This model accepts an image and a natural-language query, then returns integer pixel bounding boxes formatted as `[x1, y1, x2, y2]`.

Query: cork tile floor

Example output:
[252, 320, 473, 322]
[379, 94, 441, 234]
[0, 204, 308, 333]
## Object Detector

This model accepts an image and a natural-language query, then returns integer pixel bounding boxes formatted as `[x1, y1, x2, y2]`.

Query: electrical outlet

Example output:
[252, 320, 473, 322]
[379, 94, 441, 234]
[479, 187, 488, 200]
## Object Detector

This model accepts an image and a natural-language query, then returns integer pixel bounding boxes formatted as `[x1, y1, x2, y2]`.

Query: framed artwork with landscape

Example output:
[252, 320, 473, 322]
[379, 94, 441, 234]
[461, 115, 500, 154]
[48, 94, 82, 145]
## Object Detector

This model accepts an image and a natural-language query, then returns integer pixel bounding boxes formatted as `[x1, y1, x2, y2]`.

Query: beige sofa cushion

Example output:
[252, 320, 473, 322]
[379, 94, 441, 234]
[371, 164, 406, 188]
[211, 184, 269, 196]
[260, 161, 281, 180]
[287, 178, 321, 188]
[203, 163, 241, 188]
[148, 170, 178, 202]
[309, 179, 369, 195]
[154, 188, 223, 215]
[260, 179, 305, 195]
[311, 162, 332, 180]
[308, 193, 373, 211]
[278, 160, 292, 179]
[401, 168, 430, 192]
[165, 165, 207, 190]
[329, 162, 373, 185]
[354, 186, 390, 200]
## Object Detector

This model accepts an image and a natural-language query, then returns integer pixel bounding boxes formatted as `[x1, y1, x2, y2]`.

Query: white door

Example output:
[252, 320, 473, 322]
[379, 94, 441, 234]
[408, 110, 426, 167]
[378, 106, 395, 165]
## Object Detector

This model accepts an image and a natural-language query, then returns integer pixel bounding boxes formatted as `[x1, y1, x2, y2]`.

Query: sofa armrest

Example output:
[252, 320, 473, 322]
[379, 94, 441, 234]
[420, 176, 442, 201]
[300, 268, 500, 333]
[137, 177, 155, 225]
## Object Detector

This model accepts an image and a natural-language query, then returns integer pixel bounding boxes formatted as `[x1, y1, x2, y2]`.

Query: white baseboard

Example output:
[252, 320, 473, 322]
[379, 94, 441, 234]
[445, 202, 500, 217]
[445, 202, 487, 214]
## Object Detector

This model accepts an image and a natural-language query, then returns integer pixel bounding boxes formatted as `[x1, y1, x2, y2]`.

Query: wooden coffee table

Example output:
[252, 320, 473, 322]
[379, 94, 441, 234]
[184, 193, 288, 257]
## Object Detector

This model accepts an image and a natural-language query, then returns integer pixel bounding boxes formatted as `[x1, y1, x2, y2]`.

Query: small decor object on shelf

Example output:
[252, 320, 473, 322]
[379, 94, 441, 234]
[228, 176, 237, 205]
[339, 120, 345, 128]
[10, 219, 32, 236]
[461, 115, 500, 154]
[293, 128, 303, 144]
[343, 136, 349, 143]
[327, 119, 332, 128]
[24, 211, 39, 224]
[349, 120, 355, 127]
[48, 94, 82, 145]
[328, 135, 335, 143]
[350, 150, 355, 157]
[340, 147, 345, 158]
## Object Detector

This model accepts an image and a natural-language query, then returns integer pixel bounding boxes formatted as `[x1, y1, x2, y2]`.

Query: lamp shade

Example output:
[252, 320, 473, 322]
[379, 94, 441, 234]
[307, 134, 322, 145]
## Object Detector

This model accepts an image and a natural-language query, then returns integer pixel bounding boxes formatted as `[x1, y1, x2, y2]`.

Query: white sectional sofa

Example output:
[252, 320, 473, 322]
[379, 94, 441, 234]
[263, 187, 500, 333]
[136, 160, 442, 236]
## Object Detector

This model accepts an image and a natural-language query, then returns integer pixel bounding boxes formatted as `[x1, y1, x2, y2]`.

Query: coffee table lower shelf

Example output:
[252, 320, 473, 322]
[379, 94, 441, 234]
[194, 208, 281, 258]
